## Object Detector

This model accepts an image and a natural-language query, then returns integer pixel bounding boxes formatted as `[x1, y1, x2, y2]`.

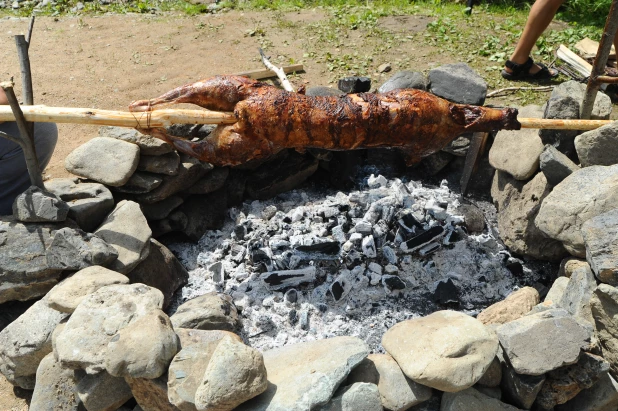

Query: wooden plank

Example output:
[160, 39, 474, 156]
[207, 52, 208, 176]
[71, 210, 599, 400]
[575, 37, 616, 60]
[557, 44, 592, 77]
[460, 132, 489, 196]
[234, 64, 304, 80]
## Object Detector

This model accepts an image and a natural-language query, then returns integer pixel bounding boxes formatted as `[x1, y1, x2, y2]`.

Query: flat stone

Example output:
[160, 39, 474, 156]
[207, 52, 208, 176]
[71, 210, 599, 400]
[582, 209, 618, 286]
[194, 336, 268, 411]
[347, 353, 432, 410]
[47, 266, 129, 313]
[112, 172, 163, 194]
[75, 369, 133, 411]
[180, 191, 229, 241]
[0, 218, 65, 304]
[170, 292, 239, 332]
[12, 186, 69, 223]
[321, 382, 382, 411]
[128, 239, 188, 310]
[489, 119, 544, 180]
[378, 70, 428, 93]
[106, 309, 179, 379]
[500, 364, 545, 409]
[497, 309, 592, 375]
[428, 63, 487, 105]
[539, 95, 580, 158]
[45, 178, 115, 232]
[46, 227, 118, 271]
[540, 144, 580, 186]
[30, 353, 80, 411]
[477, 357, 502, 388]
[141, 196, 184, 221]
[132, 155, 212, 204]
[477, 287, 540, 325]
[561, 258, 591, 278]
[552, 80, 612, 120]
[558, 264, 596, 325]
[65, 137, 140, 186]
[95, 200, 152, 274]
[100, 126, 174, 156]
[0, 299, 69, 389]
[535, 352, 609, 409]
[491, 171, 567, 261]
[55, 284, 164, 373]
[590, 284, 618, 377]
[138, 152, 181, 175]
[236, 336, 369, 411]
[382, 310, 498, 392]
[576, 122, 618, 167]
[442, 134, 471, 156]
[305, 86, 345, 96]
[441, 387, 522, 411]
[554, 371, 618, 411]
[184, 167, 229, 195]
[535, 164, 618, 257]
[125, 374, 180, 411]
[168, 330, 242, 411]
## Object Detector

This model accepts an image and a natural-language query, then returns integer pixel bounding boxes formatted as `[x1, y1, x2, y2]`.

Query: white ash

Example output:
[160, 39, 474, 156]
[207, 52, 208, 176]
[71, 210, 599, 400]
[168, 175, 543, 351]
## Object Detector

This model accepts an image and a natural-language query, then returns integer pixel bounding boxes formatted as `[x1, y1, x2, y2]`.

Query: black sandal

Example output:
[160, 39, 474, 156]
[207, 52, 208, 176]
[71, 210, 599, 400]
[501, 57, 558, 81]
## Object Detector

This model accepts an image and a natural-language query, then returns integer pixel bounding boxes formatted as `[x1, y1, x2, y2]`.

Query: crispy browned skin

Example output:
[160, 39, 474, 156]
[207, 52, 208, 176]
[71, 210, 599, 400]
[129, 75, 520, 166]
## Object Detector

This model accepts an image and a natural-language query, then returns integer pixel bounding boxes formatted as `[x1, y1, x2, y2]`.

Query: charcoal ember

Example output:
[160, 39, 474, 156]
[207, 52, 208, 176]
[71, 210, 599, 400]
[364, 204, 382, 224]
[330, 270, 354, 302]
[230, 244, 246, 263]
[251, 248, 273, 269]
[299, 310, 310, 330]
[382, 275, 406, 291]
[288, 309, 298, 325]
[402, 226, 445, 253]
[208, 262, 225, 286]
[260, 266, 317, 290]
[295, 241, 341, 255]
[381, 206, 396, 224]
[419, 242, 441, 256]
[338, 76, 371, 93]
[433, 278, 460, 305]
[382, 245, 398, 265]
[362, 236, 378, 258]
[354, 221, 373, 236]
[284, 289, 298, 304]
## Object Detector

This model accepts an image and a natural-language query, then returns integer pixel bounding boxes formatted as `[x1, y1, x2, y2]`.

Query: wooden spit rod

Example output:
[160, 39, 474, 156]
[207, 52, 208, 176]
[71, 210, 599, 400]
[0, 105, 613, 131]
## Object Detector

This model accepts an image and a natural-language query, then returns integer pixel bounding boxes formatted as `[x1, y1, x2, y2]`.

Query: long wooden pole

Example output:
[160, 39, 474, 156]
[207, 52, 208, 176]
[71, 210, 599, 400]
[0, 106, 614, 131]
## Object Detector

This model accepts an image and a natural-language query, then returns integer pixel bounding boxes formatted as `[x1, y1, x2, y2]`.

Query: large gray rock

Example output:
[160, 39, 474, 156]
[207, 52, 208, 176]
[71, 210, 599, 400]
[381, 310, 498, 392]
[428, 63, 487, 105]
[47, 265, 129, 313]
[12, 185, 69, 223]
[100, 126, 174, 156]
[30, 352, 81, 411]
[491, 171, 567, 261]
[535, 352, 609, 409]
[125, 375, 180, 411]
[55, 283, 164, 373]
[128, 239, 189, 310]
[489, 105, 544, 180]
[321, 382, 382, 411]
[132, 155, 212, 204]
[65, 137, 140, 186]
[0, 218, 65, 304]
[497, 309, 592, 375]
[552, 80, 612, 120]
[45, 178, 115, 232]
[346, 353, 432, 410]
[540, 144, 580, 186]
[194, 336, 268, 411]
[0, 299, 69, 389]
[378, 70, 428, 93]
[112, 172, 163, 194]
[477, 357, 502, 388]
[46, 227, 118, 271]
[170, 292, 239, 332]
[106, 310, 179, 379]
[141, 196, 184, 221]
[554, 371, 618, 411]
[590, 284, 618, 377]
[535, 164, 618, 257]
[95, 200, 152, 274]
[559, 264, 597, 325]
[236, 336, 369, 411]
[538, 95, 580, 158]
[582, 209, 618, 286]
[168, 330, 242, 411]
[441, 387, 522, 411]
[138, 152, 181, 175]
[500, 364, 545, 409]
[576, 122, 618, 167]
[184, 167, 230, 195]
[75, 369, 134, 411]
[477, 287, 539, 325]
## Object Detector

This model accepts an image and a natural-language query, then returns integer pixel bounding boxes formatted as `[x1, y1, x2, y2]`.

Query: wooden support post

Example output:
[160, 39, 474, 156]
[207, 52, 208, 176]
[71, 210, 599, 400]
[15, 35, 33, 106]
[1, 81, 44, 189]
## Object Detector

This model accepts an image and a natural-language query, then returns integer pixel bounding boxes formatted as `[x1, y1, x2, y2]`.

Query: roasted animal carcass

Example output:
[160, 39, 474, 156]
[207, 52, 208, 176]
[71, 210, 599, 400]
[129, 75, 520, 166]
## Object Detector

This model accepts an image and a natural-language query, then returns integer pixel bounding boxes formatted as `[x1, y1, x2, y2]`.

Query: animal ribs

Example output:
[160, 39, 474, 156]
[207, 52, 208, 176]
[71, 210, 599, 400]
[129, 75, 520, 166]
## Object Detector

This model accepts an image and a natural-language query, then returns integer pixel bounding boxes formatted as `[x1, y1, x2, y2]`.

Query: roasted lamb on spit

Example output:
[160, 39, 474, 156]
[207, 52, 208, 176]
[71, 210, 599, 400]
[129, 75, 521, 166]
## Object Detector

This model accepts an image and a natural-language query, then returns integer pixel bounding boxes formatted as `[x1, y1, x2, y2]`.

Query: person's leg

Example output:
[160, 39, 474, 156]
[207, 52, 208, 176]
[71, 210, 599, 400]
[504, 0, 565, 75]
[0, 122, 58, 215]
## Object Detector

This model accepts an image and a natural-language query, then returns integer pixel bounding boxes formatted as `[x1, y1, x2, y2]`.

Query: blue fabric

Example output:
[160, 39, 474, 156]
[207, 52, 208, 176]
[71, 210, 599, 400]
[0, 121, 58, 215]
